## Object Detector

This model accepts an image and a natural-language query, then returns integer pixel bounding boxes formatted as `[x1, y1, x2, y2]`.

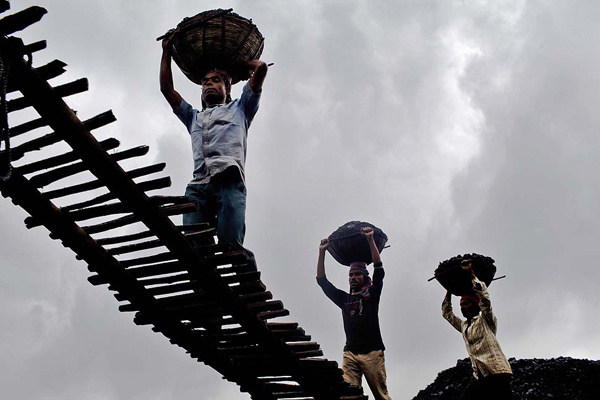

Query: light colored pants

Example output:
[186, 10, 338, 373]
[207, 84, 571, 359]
[342, 350, 392, 400]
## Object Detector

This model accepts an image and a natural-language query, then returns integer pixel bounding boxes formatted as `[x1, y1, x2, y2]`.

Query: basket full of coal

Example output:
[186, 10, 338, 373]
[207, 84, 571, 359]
[327, 221, 388, 266]
[412, 357, 600, 400]
[163, 8, 265, 85]
[433, 253, 497, 296]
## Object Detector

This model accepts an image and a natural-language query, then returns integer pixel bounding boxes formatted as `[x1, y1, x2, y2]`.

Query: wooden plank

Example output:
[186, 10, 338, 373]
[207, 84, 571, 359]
[16, 138, 119, 175]
[136, 273, 261, 300]
[8, 59, 66, 94]
[0, 6, 46, 36]
[97, 221, 200, 246]
[60, 176, 170, 212]
[221, 271, 261, 285]
[9, 117, 47, 138]
[8, 78, 88, 112]
[267, 322, 298, 331]
[30, 145, 150, 188]
[24, 40, 46, 54]
[257, 309, 289, 320]
[10, 111, 117, 162]
[79, 203, 196, 235]
[67, 196, 190, 223]
[108, 234, 221, 262]
[45, 165, 166, 201]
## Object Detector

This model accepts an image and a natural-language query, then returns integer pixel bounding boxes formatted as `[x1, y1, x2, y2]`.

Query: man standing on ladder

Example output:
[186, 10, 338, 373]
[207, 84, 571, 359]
[316, 227, 393, 400]
[159, 34, 267, 267]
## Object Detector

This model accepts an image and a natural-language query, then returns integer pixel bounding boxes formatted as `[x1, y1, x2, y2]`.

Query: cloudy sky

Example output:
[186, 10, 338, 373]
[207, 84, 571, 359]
[2, 0, 600, 399]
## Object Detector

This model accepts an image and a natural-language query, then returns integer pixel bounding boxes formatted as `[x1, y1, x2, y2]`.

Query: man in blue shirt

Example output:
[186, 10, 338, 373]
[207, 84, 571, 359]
[160, 35, 267, 266]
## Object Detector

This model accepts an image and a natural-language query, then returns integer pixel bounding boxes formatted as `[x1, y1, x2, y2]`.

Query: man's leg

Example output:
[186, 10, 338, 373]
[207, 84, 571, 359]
[485, 374, 513, 400]
[183, 183, 216, 247]
[215, 172, 256, 268]
[459, 377, 483, 400]
[342, 351, 363, 388]
[359, 350, 392, 400]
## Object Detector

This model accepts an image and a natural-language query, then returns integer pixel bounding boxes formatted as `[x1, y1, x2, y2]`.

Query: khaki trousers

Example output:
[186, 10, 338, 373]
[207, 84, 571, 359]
[342, 350, 392, 400]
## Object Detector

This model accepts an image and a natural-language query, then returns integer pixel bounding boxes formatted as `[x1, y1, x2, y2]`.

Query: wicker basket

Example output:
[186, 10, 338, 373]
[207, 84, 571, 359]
[434, 253, 497, 296]
[170, 9, 265, 85]
[327, 221, 388, 266]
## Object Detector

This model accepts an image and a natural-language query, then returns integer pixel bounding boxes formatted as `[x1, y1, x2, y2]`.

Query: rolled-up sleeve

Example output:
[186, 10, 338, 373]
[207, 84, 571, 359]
[472, 277, 497, 334]
[239, 82, 261, 124]
[175, 98, 195, 134]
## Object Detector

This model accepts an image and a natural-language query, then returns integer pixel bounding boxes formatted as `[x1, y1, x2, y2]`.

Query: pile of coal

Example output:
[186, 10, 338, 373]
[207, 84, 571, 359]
[412, 357, 600, 400]
[434, 253, 497, 296]
[327, 221, 387, 266]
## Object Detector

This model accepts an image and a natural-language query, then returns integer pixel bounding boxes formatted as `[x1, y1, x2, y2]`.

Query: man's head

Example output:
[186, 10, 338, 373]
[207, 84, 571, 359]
[460, 293, 481, 319]
[349, 262, 369, 292]
[201, 69, 232, 108]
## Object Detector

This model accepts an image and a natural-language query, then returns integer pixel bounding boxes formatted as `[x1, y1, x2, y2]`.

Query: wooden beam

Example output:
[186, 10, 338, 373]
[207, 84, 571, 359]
[0, 6, 46, 36]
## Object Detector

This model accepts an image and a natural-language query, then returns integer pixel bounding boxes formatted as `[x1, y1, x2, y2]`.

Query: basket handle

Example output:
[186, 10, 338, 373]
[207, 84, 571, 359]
[156, 8, 234, 41]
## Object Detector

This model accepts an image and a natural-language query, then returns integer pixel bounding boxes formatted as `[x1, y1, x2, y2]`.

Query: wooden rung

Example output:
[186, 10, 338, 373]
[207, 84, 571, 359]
[215, 263, 255, 275]
[185, 315, 236, 328]
[119, 250, 178, 268]
[281, 335, 313, 343]
[120, 295, 219, 313]
[57, 176, 170, 211]
[287, 342, 320, 352]
[7, 59, 66, 94]
[44, 163, 166, 199]
[221, 271, 261, 285]
[10, 111, 117, 162]
[30, 145, 150, 188]
[67, 196, 191, 222]
[24, 40, 46, 53]
[239, 291, 273, 303]
[255, 376, 295, 382]
[0, 6, 47, 36]
[8, 78, 88, 112]
[107, 237, 163, 256]
[179, 223, 211, 232]
[35, 59, 67, 80]
[16, 138, 119, 175]
[94, 227, 158, 246]
[9, 117, 47, 138]
[257, 309, 289, 320]
[267, 322, 298, 331]
[247, 300, 284, 313]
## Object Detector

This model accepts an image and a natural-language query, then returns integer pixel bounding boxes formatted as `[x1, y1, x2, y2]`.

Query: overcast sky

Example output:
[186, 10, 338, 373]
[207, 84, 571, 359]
[2, 1, 600, 399]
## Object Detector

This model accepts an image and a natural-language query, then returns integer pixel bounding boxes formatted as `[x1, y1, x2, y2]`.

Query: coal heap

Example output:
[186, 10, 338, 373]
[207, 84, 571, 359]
[412, 357, 600, 400]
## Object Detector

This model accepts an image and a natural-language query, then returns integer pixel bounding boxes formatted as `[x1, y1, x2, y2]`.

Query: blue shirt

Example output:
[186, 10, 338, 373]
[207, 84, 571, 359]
[175, 82, 261, 184]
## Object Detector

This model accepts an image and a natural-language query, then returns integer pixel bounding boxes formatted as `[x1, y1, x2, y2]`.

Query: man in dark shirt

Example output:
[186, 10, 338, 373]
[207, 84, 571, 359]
[316, 227, 392, 400]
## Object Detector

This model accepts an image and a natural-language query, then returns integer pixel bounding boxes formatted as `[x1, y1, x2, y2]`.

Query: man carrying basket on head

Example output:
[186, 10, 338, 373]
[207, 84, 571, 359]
[442, 261, 513, 400]
[316, 227, 393, 400]
[159, 31, 267, 268]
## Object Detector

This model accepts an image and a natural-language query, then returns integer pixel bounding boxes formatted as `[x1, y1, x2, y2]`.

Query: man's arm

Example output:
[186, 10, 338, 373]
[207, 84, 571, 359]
[316, 238, 345, 308]
[469, 270, 498, 333]
[246, 60, 268, 93]
[160, 35, 183, 112]
[317, 238, 329, 278]
[362, 227, 384, 291]
[442, 291, 463, 332]
[362, 227, 381, 265]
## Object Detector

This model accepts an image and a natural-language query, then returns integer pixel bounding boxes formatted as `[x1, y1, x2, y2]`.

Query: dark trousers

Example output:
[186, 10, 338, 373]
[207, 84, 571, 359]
[183, 169, 256, 267]
[460, 373, 513, 400]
